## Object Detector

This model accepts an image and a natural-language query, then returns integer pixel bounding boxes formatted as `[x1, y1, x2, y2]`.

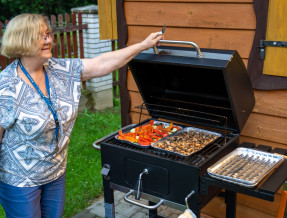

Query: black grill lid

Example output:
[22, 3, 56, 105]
[128, 45, 255, 133]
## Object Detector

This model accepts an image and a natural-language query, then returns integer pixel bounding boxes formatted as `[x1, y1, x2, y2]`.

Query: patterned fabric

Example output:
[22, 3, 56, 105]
[0, 58, 83, 187]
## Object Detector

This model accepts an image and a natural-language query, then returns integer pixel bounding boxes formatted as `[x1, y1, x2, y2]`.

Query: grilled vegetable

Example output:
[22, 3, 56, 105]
[117, 120, 181, 146]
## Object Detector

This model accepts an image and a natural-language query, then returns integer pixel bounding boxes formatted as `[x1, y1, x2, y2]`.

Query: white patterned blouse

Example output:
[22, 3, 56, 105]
[0, 58, 83, 187]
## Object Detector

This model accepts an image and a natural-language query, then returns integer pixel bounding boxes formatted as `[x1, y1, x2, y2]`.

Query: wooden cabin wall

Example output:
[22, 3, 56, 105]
[121, 0, 287, 217]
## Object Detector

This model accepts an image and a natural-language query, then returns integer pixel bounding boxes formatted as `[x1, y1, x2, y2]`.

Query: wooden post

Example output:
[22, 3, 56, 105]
[98, 0, 119, 99]
[51, 15, 59, 58]
[78, 12, 84, 59]
[58, 14, 66, 58]
[112, 40, 119, 97]
[116, 0, 131, 127]
[77, 13, 86, 90]
[65, 13, 72, 58]
[71, 13, 78, 58]
[98, 0, 117, 40]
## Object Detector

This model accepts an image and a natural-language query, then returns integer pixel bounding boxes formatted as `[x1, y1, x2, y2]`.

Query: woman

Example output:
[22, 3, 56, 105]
[0, 13, 162, 217]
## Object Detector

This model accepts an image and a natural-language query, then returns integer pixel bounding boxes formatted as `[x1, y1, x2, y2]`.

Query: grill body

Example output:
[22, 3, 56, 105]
[101, 128, 238, 216]
[99, 44, 255, 217]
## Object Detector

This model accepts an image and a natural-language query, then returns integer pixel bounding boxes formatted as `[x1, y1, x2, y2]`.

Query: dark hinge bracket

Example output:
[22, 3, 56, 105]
[259, 40, 287, 60]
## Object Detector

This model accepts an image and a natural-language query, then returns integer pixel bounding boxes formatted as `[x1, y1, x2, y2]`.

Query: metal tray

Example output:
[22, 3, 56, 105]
[115, 120, 182, 148]
[207, 147, 285, 187]
[151, 127, 221, 157]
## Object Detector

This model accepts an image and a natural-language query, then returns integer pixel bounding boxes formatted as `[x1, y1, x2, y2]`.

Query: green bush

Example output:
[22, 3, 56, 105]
[0, 0, 97, 21]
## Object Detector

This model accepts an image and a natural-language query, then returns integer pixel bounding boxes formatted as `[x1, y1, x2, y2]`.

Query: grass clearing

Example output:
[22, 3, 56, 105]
[63, 103, 121, 217]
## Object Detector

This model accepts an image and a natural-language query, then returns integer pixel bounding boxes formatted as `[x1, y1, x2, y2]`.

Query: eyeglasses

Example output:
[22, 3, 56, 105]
[41, 31, 53, 41]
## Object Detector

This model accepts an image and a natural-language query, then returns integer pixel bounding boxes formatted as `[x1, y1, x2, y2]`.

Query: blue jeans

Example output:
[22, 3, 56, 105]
[0, 172, 66, 218]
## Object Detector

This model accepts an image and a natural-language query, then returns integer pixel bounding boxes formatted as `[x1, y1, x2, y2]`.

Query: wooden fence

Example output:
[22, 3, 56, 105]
[0, 12, 119, 94]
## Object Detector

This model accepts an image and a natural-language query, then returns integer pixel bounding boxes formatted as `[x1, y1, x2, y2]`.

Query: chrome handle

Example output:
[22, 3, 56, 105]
[135, 169, 149, 200]
[185, 190, 195, 209]
[155, 40, 204, 58]
[124, 190, 165, 210]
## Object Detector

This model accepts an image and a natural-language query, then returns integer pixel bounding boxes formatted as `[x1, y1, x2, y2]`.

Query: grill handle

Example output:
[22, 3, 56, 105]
[124, 189, 165, 210]
[135, 169, 149, 200]
[154, 40, 204, 58]
[185, 190, 195, 209]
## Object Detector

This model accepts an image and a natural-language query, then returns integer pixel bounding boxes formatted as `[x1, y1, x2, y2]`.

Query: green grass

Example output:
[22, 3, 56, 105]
[0, 100, 121, 217]
[63, 102, 121, 217]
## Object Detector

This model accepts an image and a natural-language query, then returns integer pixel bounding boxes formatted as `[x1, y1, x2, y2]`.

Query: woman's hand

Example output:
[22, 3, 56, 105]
[140, 32, 162, 50]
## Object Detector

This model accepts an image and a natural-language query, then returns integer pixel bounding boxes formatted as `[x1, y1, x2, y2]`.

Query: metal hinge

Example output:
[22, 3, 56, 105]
[259, 40, 287, 60]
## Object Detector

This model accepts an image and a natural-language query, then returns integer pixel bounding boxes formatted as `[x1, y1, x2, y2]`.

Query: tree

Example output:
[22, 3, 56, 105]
[0, 0, 97, 22]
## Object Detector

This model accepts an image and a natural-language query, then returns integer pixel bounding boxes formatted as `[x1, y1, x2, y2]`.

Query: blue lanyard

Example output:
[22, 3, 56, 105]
[18, 59, 59, 142]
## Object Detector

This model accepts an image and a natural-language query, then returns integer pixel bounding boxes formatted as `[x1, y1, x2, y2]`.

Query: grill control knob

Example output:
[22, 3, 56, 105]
[101, 164, 111, 180]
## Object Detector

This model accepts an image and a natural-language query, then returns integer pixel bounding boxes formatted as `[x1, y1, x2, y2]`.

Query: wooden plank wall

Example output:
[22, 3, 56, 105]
[122, 0, 287, 217]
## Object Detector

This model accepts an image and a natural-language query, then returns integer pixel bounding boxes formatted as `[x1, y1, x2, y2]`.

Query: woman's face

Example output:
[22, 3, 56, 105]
[37, 22, 53, 61]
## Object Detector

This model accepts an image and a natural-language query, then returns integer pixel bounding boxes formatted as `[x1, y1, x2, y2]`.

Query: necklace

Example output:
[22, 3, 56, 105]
[18, 59, 59, 143]
[18, 64, 47, 96]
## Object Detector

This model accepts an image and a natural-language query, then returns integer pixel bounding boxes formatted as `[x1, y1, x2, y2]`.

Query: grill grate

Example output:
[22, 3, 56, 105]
[105, 135, 230, 166]
[184, 136, 228, 165]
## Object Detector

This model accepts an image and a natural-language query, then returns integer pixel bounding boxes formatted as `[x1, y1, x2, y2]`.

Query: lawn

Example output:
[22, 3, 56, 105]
[0, 99, 121, 217]
[63, 101, 121, 217]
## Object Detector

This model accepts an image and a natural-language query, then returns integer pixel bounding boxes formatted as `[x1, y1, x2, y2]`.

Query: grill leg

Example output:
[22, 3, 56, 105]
[225, 190, 237, 218]
[103, 179, 115, 218]
[148, 201, 162, 218]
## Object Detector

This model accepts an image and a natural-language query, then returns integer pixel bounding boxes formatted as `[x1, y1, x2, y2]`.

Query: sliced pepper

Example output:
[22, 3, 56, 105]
[149, 120, 154, 125]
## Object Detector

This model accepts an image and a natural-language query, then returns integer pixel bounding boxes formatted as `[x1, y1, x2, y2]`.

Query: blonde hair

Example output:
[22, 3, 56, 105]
[1, 14, 51, 58]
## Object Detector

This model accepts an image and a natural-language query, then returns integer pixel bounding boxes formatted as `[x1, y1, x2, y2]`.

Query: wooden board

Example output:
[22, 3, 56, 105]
[202, 195, 277, 218]
[241, 113, 287, 145]
[127, 69, 138, 92]
[202, 191, 283, 217]
[263, 0, 287, 77]
[253, 90, 287, 118]
[127, 26, 254, 59]
[124, 2, 255, 29]
[240, 136, 287, 150]
[98, 0, 117, 40]
[130, 111, 151, 124]
[129, 91, 146, 114]
[236, 192, 281, 216]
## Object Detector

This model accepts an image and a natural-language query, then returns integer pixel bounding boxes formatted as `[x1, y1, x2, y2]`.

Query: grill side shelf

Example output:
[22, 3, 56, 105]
[258, 147, 287, 194]
[200, 143, 287, 202]
[201, 175, 274, 201]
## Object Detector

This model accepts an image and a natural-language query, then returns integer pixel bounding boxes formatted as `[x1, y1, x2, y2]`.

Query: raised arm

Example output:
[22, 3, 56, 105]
[81, 32, 162, 81]
[0, 126, 4, 143]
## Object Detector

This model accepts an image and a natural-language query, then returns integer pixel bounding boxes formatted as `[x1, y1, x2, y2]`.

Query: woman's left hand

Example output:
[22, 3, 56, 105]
[140, 32, 162, 50]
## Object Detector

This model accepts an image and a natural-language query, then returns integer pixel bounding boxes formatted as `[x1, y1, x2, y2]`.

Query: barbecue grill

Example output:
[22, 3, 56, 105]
[96, 41, 257, 217]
